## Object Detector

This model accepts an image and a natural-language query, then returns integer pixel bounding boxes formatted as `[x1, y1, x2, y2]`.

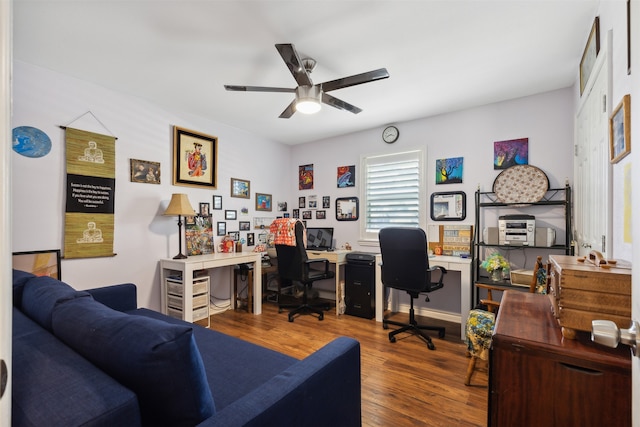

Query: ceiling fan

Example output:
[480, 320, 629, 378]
[224, 43, 389, 118]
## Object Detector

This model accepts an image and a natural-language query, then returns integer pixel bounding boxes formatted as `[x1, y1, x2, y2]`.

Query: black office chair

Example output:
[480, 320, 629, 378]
[275, 220, 334, 322]
[379, 227, 447, 350]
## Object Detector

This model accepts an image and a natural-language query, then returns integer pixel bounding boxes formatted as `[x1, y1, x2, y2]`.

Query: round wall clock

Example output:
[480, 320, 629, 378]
[382, 126, 399, 144]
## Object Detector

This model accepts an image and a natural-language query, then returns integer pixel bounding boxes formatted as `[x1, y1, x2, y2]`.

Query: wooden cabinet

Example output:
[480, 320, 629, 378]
[489, 291, 631, 427]
[548, 254, 631, 339]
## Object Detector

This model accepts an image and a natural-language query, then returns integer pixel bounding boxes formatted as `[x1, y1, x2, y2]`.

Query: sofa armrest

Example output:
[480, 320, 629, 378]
[86, 283, 137, 312]
[199, 336, 361, 427]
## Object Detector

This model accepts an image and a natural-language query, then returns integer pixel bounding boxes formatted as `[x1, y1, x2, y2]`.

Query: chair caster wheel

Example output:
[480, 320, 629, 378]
[438, 331, 445, 339]
[389, 336, 396, 343]
[383, 323, 389, 330]
[288, 317, 294, 322]
[427, 342, 435, 350]
[318, 315, 324, 321]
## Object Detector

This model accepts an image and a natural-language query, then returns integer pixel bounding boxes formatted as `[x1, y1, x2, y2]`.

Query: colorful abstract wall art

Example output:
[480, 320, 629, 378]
[494, 138, 529, 169]
[435, 157, 463, 184]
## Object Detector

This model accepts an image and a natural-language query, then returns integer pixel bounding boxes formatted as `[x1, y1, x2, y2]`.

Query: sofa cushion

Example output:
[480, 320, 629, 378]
[12, 307, 142, 427]
[12, 269, 36, 307]
[21, 275, 90, 331]
[52, 297, 215, 426]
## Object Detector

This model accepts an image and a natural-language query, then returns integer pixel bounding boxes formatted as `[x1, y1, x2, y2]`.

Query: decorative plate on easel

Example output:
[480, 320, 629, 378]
[492, 165, 549, 203]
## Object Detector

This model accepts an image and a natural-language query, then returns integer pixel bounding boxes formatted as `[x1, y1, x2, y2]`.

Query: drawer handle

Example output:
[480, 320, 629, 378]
[559, 362, 603, 376]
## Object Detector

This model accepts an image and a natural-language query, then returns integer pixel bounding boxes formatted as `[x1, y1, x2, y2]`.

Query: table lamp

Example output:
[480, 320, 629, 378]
[163, 193, 195, 259]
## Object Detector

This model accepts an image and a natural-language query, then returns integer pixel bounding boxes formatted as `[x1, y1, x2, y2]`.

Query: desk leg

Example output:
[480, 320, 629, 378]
[253, 259, 262, 315]
[334, 263, 341, 316]
[457, 262, 471, 341]
[375, 258, 383, 322]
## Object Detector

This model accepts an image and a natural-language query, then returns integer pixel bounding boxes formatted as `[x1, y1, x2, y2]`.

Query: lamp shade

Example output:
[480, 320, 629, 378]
[163, 193, 195, 216]
[295, 85, 322, 114]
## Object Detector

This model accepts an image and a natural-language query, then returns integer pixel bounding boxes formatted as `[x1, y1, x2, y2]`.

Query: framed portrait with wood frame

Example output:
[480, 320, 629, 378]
[609, 94, 631, 163]
[173, 126, 217, 188]
[130, 159, 160, 184]
[256, 193, 272, 211]
[230, 177, 250, 198]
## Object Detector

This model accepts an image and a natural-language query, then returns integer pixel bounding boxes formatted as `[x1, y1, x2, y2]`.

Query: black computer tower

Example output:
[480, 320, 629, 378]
[344, 252, 375, 319]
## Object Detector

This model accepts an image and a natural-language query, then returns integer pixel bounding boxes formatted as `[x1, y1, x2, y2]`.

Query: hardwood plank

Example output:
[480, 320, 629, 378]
[208, 302, 488, 426]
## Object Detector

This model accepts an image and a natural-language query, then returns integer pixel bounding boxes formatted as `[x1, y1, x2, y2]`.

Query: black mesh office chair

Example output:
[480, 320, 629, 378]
[379, 227, 447, 350]
[275, 221, 334, 322]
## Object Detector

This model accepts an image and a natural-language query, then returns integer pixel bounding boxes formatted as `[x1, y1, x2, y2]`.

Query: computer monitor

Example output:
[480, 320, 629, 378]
[306, 227, 334, 250]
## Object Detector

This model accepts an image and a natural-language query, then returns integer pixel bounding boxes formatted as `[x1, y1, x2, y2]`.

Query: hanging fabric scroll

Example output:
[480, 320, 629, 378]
[63, 127, 116, 258]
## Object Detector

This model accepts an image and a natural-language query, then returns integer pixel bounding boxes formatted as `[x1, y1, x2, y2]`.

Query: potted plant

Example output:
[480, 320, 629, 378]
[481, 252, 510, 282]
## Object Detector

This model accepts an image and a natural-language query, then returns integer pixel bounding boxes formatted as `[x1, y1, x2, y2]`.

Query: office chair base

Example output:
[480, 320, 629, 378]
[283, 302, 331, 322]
[383, 318, 445, 350]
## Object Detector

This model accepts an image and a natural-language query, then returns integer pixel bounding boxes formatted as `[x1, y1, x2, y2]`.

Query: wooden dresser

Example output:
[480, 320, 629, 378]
[489, 291, 631, 427]
[548, 254, 631, 339]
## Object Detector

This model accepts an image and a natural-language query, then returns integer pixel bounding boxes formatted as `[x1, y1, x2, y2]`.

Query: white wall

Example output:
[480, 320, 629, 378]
[12, 60, 290, 311]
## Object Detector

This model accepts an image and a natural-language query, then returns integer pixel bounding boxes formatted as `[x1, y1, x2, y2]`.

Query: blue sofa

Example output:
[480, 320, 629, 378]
[12, 270, 361, 427]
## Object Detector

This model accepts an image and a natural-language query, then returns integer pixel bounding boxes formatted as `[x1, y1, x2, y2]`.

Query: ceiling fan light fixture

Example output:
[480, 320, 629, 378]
[295, 85, 322, 114]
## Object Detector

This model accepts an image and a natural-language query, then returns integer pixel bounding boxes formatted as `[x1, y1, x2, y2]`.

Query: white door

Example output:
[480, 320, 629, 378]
[574, 45, 611, 258]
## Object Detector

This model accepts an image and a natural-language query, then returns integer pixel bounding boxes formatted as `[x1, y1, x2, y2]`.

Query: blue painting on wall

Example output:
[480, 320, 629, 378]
[12, 126, 52, 158]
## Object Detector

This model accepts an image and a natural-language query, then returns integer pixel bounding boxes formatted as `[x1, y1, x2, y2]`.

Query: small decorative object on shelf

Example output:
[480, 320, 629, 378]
[481, 253, 510, 282]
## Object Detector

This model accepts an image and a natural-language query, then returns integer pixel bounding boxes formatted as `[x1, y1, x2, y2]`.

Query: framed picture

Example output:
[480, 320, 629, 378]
[13, 249, 61, 279]
[493, 138, 528, 169]
[335, 197, 359, 221]
[430, 191, 467, 221]
[212, 195, 222, 210]
[130, 159, 160, 184]
[217, 222, 226, 236]
[337, 165, 355, 188]
[230, 177, 250, 198]
[316, 210, 326, 219]
[302, 210, 312, 220]
[322, 196, 330, 208]
[173, 126, 217, 188]
[298, 196, 306, 208]
[239, 221, 250, 231]
[435, 157, 463, 184]
[580, 16, 600, 96]
[256, 193, 272, 211]
[293, 209, 300, 219]
[228, 231, 240, 241]
[299, 164, 314, 190]
[199, 202, 210, 216]
[610, 94, 631, 163]
[225, 209, 237, 220]
[277, 201, 288, 212]
[247, 233, 255, 246]
[184, 215, 214, 255]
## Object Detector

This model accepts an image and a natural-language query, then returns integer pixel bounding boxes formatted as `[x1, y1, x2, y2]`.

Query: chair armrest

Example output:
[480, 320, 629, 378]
[304, 258, 331, 274]
[428, 265, 447, 285]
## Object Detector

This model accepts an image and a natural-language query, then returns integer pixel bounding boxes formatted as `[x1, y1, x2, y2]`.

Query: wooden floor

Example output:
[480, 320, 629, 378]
[208, 300, 489, 426]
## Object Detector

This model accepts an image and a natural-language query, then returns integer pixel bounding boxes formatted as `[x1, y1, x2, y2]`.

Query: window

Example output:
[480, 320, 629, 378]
[359, 149, 426, 244]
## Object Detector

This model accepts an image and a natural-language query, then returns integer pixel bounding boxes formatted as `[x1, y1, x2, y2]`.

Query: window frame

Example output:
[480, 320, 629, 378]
[358, 148, 426, 246]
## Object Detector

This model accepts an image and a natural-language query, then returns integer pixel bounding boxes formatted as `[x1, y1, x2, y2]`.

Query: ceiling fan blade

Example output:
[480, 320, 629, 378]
[224, 85, 295, 93]
[321, 68, 389, 93]
[275, 43, 313, 87]
[322, 93, 362, 114]
[279, 99, 297, 119]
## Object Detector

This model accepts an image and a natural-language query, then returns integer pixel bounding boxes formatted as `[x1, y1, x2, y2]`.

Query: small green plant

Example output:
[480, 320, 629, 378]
[481, 253, 510, 273]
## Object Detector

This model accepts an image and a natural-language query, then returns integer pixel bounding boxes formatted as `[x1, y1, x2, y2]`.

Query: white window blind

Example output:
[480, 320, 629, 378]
[360, 149, 425, 243]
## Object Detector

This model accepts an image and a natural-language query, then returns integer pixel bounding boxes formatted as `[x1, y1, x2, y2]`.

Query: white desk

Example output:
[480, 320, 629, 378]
[160, 252, 263, 319]
[375, 255, 472, 340]
[306, 249, 350, 315]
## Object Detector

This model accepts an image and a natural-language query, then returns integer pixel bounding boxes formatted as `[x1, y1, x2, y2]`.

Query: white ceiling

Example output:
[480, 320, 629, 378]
[13, 0, 599, 145]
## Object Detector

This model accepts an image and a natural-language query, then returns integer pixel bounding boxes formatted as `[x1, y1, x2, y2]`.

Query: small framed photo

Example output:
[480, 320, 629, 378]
[131, 159, 161, 184]
[293, 209, 300, 219]
[212, 195, 222, 210]
[231, 177, 250, 198]
[256, 193, 272, 211]
[225, 209, 237, 220]
[229, 231, 240, 241]
[173, 126, 217, 188]
[322, 196, 330, 208]
[217, 222, 226, 236]
[298, 196, 306, 208]
[610, 94, 631, 163]
[239, 221, 250, 231]
[247, 233, 255, 246]
[316, 210, 326, 219]
[302, 210, 312, 220]
[199, 202, 210, 216]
